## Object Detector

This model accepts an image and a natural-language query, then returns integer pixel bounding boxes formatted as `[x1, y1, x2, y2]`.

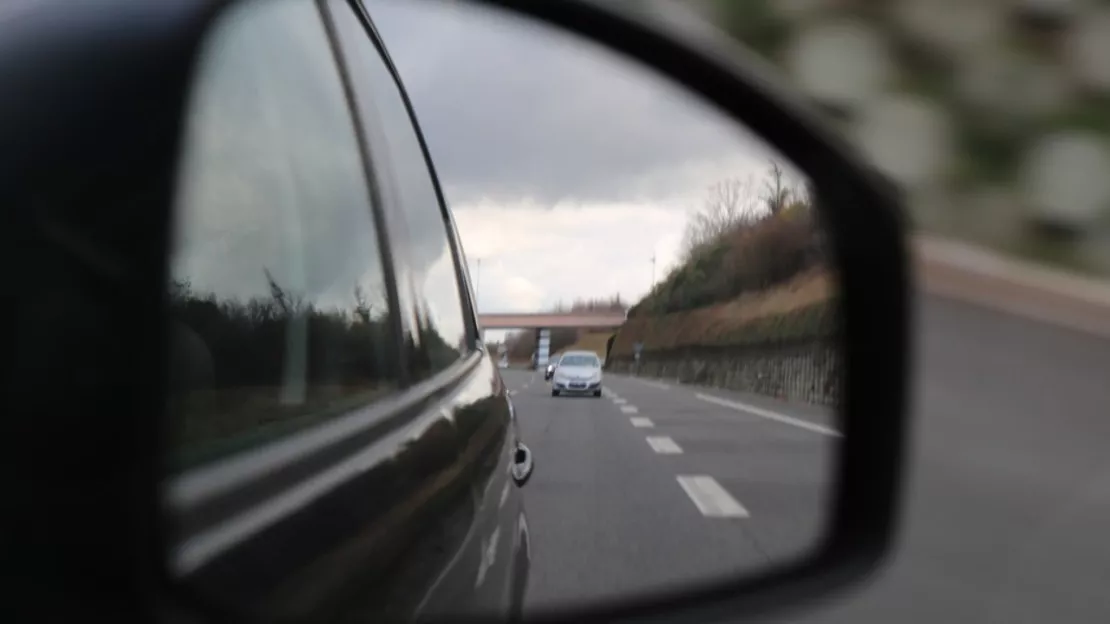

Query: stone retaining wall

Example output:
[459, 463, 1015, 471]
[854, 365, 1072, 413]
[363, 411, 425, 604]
[606, 341, 840, 406]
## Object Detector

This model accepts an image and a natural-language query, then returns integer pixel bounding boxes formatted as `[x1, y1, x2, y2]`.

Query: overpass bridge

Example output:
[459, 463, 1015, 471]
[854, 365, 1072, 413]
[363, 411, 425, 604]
[477, 311, 627, 366]
[477, 311, 627, 330]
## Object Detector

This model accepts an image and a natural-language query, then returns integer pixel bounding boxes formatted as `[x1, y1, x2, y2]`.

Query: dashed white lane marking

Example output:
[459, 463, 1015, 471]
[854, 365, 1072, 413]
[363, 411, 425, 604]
[612, 398, 627, 405]
[633, 378, 672, 390]
[646, 436, 683, 454]
[695, 393, 841, 437]
[620, 405, 639, 414]
[677, 475, 749, 518]
[629, 417, 654, 428]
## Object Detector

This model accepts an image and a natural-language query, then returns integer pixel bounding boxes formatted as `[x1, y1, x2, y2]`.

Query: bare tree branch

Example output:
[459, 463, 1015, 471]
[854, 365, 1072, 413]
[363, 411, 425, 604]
[352, 284, 373, 324]
[762, 160, 792, 216]
[682, 175, 760, 257]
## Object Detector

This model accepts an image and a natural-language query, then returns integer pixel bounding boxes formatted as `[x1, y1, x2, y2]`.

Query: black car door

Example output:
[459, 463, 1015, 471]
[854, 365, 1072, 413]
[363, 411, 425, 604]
[162, 0, 528, 621]
[318, 0, 531, 620]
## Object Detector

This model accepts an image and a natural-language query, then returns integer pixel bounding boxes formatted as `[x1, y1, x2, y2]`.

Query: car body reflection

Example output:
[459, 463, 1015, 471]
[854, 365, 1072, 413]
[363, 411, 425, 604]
[165, 355, 530, 622]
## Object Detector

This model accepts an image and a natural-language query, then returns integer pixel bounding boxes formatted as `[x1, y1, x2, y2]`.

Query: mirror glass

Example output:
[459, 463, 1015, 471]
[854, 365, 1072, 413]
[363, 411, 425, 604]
[160, 0, 842, 620]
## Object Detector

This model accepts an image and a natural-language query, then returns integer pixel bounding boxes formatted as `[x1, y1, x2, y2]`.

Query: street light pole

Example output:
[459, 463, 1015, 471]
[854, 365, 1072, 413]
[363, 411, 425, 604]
[650, 253, 657, 288]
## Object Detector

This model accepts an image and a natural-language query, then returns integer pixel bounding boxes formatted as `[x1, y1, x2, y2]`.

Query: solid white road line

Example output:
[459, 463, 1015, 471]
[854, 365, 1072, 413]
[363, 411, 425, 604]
[695, 393, 841, 437]
[677, 475, 749, 518]
[629, 417, 654, 428]
[634, 378, 672, 390]
[646, 436, 683, 454]
[620, 405, 639, 414]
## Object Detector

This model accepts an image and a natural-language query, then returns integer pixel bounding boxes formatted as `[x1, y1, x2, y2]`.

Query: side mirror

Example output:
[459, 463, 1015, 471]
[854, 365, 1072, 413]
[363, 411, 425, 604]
[510, 443, 534, 487]
[2, 0, 910, 623]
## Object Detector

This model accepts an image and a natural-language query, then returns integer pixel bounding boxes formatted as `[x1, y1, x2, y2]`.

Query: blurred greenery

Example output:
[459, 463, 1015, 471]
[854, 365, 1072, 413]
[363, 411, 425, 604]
[697, 0, 1110, 277]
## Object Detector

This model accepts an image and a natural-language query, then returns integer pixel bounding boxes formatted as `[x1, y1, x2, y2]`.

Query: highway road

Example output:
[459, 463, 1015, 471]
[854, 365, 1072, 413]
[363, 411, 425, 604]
[502, 364, 837, 613]
[503, 294, 1110, 623]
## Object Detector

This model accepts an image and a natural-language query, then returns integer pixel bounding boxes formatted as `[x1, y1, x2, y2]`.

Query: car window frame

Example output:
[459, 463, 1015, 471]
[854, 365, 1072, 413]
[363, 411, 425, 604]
[341, 0, 483, 365]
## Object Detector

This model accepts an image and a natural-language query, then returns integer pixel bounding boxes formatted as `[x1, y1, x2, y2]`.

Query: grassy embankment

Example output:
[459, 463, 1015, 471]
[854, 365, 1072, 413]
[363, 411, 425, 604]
[610, 198, 839, 360]
[555, 330, 616, 361]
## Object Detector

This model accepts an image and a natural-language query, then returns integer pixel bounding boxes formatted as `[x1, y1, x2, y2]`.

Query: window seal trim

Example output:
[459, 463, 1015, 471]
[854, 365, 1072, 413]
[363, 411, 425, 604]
[348, 0, 483, 349]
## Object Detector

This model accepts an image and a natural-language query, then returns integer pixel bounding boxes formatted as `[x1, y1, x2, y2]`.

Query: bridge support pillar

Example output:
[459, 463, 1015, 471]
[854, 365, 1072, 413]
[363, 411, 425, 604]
[535, 327, 551, 368]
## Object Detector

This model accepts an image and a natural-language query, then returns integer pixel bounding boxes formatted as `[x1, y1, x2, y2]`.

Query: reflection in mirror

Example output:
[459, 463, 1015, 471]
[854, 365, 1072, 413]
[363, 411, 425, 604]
[162, 3, 521, 623]
[373, 0, 842, 614]
[159, 0, 842, 621]
[164, 0, 399, 473]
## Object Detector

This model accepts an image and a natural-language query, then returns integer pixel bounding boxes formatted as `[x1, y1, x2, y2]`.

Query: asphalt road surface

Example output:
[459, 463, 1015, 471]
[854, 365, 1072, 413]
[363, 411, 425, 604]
[503, 363, 837, 614]
[504, 294, 1110, 623]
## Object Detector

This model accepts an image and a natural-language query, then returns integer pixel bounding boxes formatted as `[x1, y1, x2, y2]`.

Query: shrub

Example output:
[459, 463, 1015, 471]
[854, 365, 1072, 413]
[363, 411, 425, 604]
[634, 207, 824, 316]
[611, 297, 837, 357]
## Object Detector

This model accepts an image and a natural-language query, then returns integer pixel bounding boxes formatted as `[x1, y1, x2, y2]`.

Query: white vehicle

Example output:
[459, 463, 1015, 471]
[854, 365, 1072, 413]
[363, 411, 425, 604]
[550, 350, 603, 398]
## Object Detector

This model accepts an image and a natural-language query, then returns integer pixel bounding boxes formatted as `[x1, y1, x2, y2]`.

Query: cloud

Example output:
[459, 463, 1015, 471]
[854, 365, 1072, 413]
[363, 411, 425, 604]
[173, 0, 391, 311]
[367, 0, 779, 206]
[168, 0, 815, 357]
[364, 0, 810, 332]
[453, 201, 688, 313]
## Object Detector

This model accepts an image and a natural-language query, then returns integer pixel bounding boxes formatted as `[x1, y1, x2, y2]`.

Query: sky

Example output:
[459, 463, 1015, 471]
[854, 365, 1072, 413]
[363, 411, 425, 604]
[168, 0, 798, 347]
[365, 0, 789, 340]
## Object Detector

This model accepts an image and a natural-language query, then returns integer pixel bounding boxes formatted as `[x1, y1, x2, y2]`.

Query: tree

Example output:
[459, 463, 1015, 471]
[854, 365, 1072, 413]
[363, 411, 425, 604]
[761, 160, 792, 216]
[263, 267, 306, 316]
[352, 283, 383, 324]
[681, 175, 760, 257]
[633, 161, 825, 315]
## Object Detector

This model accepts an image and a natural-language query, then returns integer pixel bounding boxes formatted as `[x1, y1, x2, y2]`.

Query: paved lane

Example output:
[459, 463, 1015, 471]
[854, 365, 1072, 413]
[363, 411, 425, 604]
[503, 294, 1110, 623]
[500, 368, 835, 614]
[785, 295, 1110, 624]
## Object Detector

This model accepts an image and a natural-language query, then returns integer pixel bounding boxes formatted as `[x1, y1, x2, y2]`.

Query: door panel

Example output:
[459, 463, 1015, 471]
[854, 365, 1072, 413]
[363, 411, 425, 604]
[160, 0, 515, 621]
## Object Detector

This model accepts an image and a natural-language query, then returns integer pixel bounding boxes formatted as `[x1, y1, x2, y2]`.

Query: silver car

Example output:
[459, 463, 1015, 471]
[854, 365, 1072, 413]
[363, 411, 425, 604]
[550, 351, 604, 397]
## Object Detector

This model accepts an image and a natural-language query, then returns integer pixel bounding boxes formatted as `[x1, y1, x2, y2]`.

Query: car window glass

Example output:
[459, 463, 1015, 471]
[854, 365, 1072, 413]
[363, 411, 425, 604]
[561, 354, 599, 367]
[165, 0, 397, 472]
[329, 0, 471, 382]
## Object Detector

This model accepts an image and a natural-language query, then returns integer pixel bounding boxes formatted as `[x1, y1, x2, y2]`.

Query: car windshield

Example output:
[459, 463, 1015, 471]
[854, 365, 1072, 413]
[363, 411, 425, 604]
[559, 354, 599, 367]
